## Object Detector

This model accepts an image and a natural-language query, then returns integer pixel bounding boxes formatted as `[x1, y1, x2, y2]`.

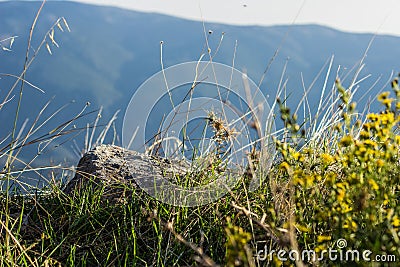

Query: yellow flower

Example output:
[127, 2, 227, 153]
[293, 178, 303, 187]
[377, 91, 390, 102]
[363, 139, 377, 148]
[340, 202, 353, 214]
[368, 179, 379, 191]
[317, 235, 332, 243]
[279, 161, 291, 174]
[339, 135, 353, 147]
[321, 153, 334, 165]
[295, 224, 310, 233]
[343, 218, 358, 231]
[383, 194, 389, 205]
[336, 189, 345, 202]
[376, 159, 385, 168]
[305, 175, 315, 187]
[314, 244, 327, 253]
[381, 98, 394, 108]
[380, 112, 395, 124]
[292, 151, 301, 161]
[359, 130, 371, 139]
[367, 113, 378, 121]
[392, 216, 400, 227]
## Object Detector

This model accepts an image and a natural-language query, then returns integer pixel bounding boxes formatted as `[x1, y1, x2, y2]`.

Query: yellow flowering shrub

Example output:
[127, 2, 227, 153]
[270, 77, 400, 264]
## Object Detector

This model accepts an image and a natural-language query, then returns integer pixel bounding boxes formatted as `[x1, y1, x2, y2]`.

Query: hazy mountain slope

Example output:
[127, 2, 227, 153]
[0, 1, 399, 172]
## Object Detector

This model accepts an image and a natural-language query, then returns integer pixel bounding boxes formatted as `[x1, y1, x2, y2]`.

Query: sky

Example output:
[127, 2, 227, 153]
[71, 0, 400, 36]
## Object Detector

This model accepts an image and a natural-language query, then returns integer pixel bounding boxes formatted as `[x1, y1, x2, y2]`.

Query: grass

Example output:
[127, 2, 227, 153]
[1, 2, 400, 266]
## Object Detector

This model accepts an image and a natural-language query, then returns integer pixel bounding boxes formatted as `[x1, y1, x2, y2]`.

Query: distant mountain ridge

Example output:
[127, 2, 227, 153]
[0, 1, 399, 174]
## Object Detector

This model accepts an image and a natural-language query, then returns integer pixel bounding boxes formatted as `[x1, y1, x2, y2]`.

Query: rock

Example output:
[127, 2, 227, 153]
[64, 145, 189, 198]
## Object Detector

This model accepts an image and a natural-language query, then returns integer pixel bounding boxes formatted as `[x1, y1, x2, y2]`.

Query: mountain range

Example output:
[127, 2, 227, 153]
[1, 1, 399, 185]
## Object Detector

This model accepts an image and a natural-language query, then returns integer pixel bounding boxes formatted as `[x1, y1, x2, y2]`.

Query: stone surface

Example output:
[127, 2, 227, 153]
[64, 144, 189, 196]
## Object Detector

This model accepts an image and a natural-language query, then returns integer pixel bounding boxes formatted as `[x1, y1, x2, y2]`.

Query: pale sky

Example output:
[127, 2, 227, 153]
[72, 0, 400, 36]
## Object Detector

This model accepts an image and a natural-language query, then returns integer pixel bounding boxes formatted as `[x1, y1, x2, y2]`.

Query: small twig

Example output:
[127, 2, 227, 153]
[231, 201, 280, 243]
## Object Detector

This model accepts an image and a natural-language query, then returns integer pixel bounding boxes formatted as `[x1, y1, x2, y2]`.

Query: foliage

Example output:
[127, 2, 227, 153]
[271, 78, 400, 265]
